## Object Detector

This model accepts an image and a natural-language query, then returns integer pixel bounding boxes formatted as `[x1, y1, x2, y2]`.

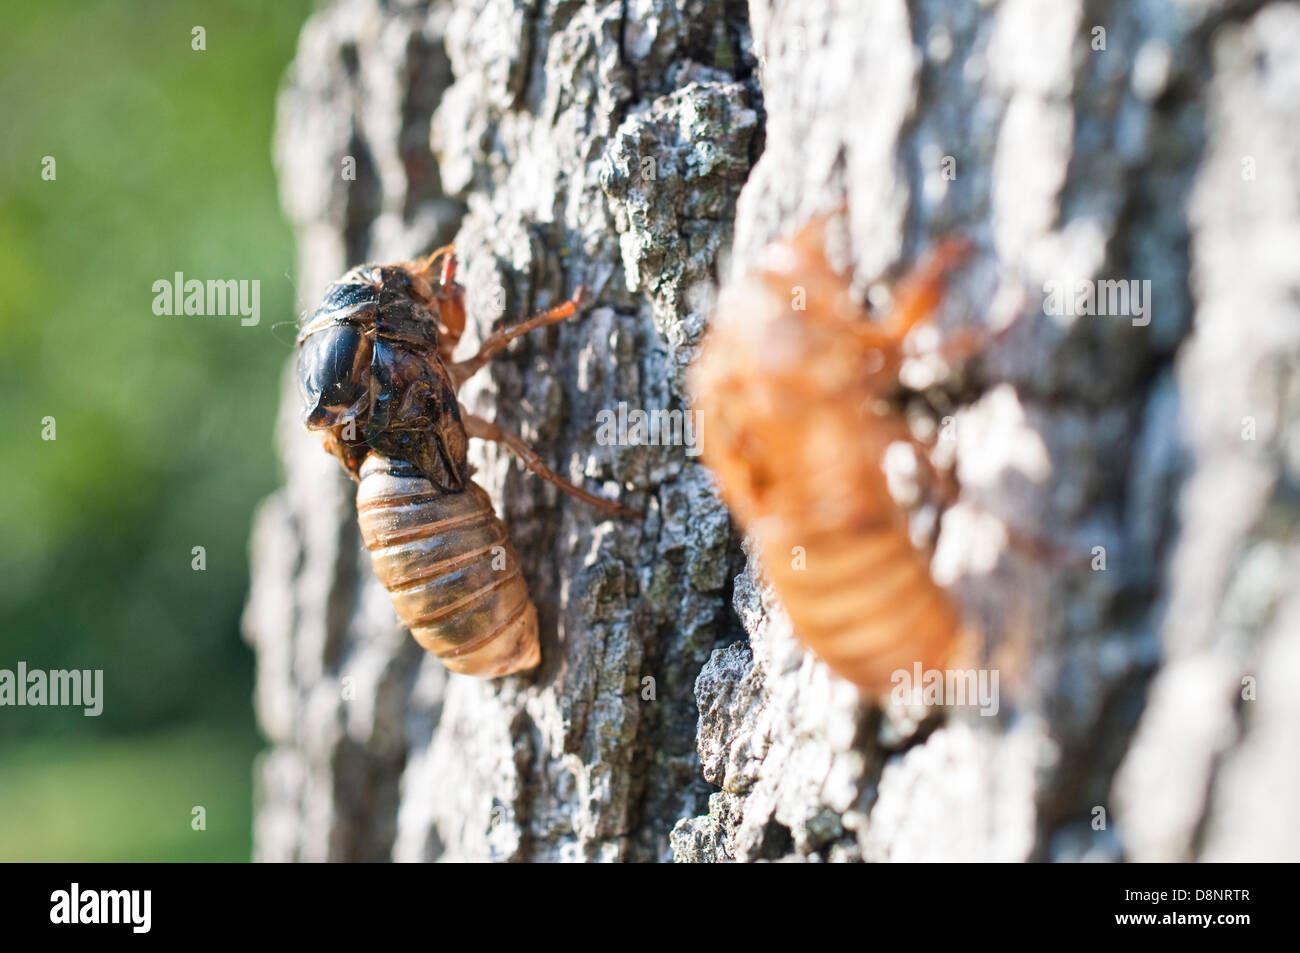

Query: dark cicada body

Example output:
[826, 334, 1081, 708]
[298, 262, 466, 487]
[296, 246, 639, 678]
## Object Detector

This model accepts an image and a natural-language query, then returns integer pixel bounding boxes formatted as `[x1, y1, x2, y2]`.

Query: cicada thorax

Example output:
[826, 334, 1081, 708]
[355, 453, 540, 677]
[691, 217, 971, 696]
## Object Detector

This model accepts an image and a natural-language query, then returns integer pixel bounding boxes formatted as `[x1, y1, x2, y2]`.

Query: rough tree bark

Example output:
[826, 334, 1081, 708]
[244, 0, 1300, 862]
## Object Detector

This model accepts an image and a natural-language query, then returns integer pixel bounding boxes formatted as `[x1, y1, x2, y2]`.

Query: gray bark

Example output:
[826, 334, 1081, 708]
[244, 0, 1300, 862]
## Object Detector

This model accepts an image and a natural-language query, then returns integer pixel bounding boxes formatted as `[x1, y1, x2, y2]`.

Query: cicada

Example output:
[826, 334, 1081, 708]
[297, 245, 640, 677]
[689, 216, 975, 695]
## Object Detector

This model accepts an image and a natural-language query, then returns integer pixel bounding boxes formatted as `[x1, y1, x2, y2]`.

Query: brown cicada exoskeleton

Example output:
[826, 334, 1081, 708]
[690, 215, 977, 696]
[297, 246, 640, 678]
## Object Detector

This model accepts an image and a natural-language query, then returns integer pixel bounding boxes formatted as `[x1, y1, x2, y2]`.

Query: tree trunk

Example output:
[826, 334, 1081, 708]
[244, 0, 1300, 862]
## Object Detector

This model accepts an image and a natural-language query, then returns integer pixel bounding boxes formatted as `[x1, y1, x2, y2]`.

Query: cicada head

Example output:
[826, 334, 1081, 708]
[296, 267, 384, 478]
[296, 262, 465, 487]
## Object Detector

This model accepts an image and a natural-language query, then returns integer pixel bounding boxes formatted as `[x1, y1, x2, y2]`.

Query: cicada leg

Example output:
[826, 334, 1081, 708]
[881, 411, 1087, 570]
[448, 288, 586, 388]
[406, 244, 467, 364]
[854, 236, 973, 349]
[462, 409, 643, 520]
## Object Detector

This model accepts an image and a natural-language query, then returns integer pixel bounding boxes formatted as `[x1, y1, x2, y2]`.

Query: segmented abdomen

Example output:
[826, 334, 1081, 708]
[690, 218, 969, 695]
[355, 453, 539, 677]
[698, 374, 966, 694]
[749, 475, 964, 696]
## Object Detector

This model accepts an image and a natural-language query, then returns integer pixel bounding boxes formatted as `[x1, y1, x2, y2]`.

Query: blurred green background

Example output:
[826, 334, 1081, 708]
[0, 0, 313, 860]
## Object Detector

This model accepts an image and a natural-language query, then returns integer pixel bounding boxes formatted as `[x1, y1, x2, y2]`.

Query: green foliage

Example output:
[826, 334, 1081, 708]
[0, 724, 260, 861]
[0, 0, 313, 859]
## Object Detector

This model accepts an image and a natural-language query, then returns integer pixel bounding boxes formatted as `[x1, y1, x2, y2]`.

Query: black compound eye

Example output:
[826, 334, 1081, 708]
[320, 379, 359, 408]
[299, 324, 366, 425]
